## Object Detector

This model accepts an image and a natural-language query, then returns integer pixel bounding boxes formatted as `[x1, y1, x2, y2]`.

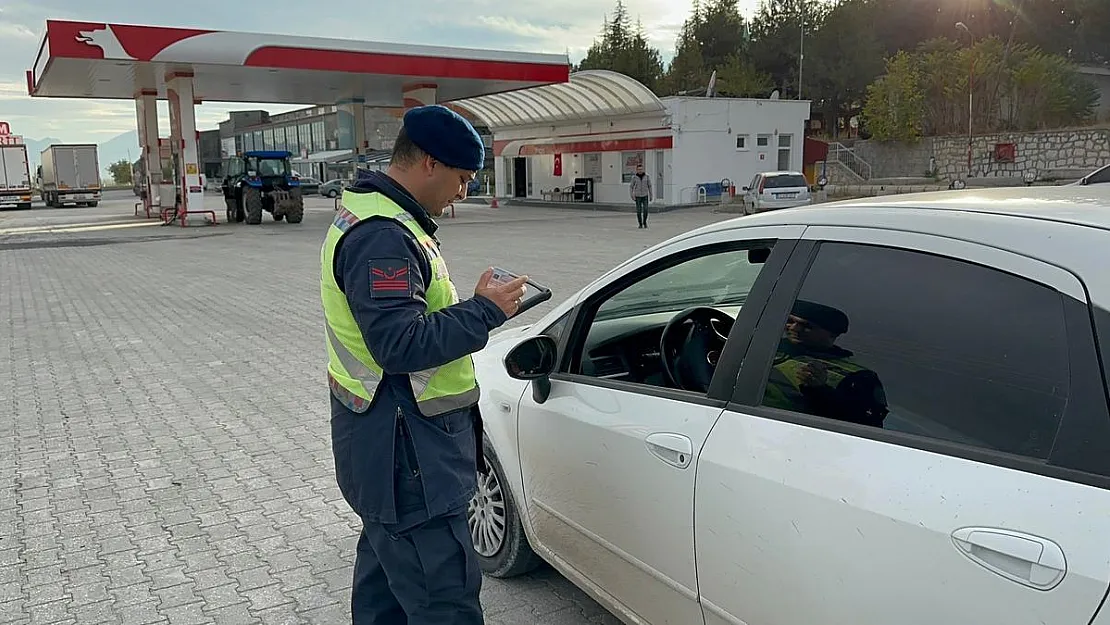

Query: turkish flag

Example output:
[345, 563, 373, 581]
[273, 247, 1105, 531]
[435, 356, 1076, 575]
[553, 153, 563, 176]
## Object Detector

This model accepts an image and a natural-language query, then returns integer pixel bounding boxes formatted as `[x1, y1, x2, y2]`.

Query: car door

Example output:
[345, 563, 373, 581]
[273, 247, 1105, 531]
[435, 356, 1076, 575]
[743, 174, 760, 209]
[695, 225, 1110, 625]
[516, 225, 805, 625]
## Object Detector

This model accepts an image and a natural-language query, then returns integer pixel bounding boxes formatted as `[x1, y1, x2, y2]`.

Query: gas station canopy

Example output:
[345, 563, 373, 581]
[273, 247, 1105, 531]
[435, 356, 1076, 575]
[27, 20, 570, 105]
[452, 69, 666, 130]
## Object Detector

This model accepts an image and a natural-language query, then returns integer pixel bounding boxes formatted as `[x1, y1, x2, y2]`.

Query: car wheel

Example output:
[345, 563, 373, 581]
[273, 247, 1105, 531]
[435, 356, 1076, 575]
[328, 189, 338, 198]
[467, 436, 544, 578]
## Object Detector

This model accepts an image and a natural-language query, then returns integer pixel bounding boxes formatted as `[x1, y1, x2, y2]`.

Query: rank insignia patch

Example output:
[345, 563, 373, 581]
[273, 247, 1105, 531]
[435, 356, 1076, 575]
[369, 258, 412, 299]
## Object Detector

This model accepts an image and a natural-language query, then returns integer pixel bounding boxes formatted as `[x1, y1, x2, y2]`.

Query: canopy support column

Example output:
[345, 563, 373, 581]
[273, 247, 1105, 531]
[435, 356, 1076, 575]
[167, 72, 211, 226]
[134, 90, 163, 216]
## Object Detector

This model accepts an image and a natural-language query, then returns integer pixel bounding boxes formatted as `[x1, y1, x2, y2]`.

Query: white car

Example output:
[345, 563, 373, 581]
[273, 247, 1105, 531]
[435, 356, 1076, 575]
[467, 185, 1110, 625]
[742, 170, 811, 214]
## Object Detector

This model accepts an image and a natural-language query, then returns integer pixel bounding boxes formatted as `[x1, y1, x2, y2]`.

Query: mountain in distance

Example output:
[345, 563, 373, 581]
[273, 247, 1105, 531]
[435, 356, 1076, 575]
[21, 131, 139, 179]
[22, 136, 63, 172]
[96, 130, 140, 177]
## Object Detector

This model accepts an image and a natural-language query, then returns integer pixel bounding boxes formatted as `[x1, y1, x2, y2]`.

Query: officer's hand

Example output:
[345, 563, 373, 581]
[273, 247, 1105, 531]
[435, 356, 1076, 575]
[475, 268, 528, 317]
[798, 362, 828, 387]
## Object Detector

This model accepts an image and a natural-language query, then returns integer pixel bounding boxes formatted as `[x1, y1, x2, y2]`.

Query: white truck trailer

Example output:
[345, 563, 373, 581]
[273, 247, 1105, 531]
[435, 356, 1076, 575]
[39, 144, 101, 207]
[0, 143, 32, 210]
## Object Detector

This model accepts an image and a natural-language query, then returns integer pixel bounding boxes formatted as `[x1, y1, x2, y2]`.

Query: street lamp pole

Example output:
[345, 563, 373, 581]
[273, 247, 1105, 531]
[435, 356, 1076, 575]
[956, 21, 974, 178]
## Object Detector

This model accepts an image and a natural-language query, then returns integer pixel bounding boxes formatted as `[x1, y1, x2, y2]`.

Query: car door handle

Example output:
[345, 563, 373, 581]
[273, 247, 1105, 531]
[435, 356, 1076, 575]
[950, 527, 1067, 590]
[645, 433, 692, 469]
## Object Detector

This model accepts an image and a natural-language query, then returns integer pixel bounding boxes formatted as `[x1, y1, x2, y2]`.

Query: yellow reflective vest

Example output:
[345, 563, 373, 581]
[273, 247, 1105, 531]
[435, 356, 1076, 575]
[320, 191, 479, 416]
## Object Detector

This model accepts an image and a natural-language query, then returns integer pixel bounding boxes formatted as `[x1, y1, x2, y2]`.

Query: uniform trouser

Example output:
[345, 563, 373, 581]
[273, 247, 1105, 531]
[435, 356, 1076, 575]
[332, 395, 484, 625]
[634, 196, 649, 226]
[353, 511, 483, 625]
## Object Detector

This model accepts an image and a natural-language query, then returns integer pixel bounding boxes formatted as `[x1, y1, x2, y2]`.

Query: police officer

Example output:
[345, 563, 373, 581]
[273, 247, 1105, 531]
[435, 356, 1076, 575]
[321, 104, 528, 624]
[762, 300, 889, 428]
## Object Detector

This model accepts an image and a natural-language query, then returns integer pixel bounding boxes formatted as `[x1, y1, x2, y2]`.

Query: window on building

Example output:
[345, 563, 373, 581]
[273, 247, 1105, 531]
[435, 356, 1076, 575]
[758, 242, 1071, 460]
[756, 135, 771, 148]
[777, 134, 793, 170]
[621, 150, 646, 183]
[312, 121, 325, 153]
[299, 123, 312, 153]
[736, 135, 749, 151]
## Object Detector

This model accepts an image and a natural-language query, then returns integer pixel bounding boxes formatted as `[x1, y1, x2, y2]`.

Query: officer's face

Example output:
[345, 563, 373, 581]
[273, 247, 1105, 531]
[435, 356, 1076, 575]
[423, 159, 475, 216]
[785, 314, 837, 348]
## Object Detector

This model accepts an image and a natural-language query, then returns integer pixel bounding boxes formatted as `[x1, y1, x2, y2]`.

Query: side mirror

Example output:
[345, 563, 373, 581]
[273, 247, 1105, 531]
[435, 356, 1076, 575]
[504, 335, 557, 380]
[504, 335, 558, 403]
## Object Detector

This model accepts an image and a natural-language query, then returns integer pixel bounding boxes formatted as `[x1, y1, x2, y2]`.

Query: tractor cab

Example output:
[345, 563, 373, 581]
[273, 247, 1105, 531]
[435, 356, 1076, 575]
[221, 150, 305, 225]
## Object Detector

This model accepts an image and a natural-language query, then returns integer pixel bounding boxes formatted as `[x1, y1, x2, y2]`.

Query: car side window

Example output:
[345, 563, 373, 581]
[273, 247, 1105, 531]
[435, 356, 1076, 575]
[757, 242, 1070, 460]
[563, 243, 775, 393]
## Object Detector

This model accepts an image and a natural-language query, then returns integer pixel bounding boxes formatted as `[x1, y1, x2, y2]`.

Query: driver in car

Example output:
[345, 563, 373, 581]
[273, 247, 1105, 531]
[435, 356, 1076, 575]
[762, 300, 889, 428]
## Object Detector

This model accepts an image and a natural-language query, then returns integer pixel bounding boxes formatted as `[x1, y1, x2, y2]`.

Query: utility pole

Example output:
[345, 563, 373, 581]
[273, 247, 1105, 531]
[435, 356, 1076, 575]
[798, 0, 805, 99]
[956, 21, 975, 178]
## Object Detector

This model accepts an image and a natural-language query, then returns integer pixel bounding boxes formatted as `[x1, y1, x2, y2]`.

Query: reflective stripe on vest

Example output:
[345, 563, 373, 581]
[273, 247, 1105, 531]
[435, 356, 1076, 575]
[762, 353, 866, 410]
[320, 190, 479, 416]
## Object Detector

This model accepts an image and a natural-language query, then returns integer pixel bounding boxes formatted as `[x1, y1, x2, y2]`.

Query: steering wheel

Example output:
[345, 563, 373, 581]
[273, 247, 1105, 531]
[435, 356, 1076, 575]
[659, 306, 735, 393]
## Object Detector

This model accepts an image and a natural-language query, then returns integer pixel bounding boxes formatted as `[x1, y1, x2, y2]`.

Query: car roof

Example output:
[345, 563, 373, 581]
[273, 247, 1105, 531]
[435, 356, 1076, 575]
[760, 171, 805, 176]
[719, 185, 1110, 233]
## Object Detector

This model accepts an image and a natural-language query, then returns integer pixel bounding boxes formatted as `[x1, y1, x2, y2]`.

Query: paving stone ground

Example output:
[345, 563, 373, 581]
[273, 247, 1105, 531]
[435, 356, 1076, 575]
[0, 196, 733, 625]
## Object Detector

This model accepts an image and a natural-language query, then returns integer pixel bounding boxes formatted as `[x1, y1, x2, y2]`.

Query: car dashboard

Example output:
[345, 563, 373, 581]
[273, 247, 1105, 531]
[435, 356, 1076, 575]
[577, 307, 741, 387]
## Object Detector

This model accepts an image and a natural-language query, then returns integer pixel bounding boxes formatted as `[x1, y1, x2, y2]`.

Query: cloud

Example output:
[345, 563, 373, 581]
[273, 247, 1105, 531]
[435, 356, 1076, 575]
[0, 22, 39, 41]
[1, 0, 747, 142]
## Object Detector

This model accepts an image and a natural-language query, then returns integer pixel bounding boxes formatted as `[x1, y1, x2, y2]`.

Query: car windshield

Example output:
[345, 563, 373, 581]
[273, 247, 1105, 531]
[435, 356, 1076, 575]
[595, 249, 768, 320]
[763, 174, 808, 189]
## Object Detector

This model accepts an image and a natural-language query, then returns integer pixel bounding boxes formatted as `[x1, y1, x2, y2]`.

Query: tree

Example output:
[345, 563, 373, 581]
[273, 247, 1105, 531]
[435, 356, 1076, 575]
[715, 55, 773, 97]
[660, 3, 711, 95]
[747, 0, 827, 98]
[108, 159, 133, 185]
[862, 36, 1099, 139]
[694, 0, 749, 71]
[1075, 0, 1110, 65]
[862, 51, 925, 141]
[577, 0, 665, 91]
[805, 0, 886, 136]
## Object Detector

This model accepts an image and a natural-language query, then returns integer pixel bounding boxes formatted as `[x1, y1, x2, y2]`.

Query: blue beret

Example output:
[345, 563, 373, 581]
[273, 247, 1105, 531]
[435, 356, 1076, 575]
[403, 105, 485, 172]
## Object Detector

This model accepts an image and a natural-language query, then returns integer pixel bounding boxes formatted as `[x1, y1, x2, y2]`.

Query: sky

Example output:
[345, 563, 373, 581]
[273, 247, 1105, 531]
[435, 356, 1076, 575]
[0, 0, 766, 144]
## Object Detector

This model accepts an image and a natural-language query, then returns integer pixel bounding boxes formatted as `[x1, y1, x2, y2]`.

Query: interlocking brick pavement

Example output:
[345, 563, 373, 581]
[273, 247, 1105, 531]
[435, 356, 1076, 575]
[0, 199, 732, 624]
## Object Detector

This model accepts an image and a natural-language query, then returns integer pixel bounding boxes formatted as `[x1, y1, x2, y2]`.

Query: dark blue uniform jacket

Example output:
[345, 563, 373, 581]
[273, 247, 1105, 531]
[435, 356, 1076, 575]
[329, 171, 506, 533]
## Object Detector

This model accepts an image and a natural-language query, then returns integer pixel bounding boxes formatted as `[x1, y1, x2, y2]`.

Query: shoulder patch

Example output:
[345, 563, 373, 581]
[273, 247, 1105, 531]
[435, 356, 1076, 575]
[369, 258, 413, 299]
[332, 207, 360, 232]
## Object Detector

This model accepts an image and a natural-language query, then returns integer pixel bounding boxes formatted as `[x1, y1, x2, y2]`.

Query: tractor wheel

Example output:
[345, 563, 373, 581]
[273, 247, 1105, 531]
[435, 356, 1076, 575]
[285, 187, 304, 224]
[244, 187, 263, 225]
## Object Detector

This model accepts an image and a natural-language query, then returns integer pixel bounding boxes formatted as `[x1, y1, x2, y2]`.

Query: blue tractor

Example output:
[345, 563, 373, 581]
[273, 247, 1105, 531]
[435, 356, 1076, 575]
[221, 150, 304, 225]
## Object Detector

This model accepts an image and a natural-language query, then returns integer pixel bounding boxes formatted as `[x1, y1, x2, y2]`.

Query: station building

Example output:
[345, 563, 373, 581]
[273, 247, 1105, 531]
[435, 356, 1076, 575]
[451, 70, 813, 207]
[208, 70, 810, 205]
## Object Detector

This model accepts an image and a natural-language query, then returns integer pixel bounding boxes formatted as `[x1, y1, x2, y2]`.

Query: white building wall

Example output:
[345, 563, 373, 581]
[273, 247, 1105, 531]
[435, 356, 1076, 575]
[490, 97, 809, 206]
[492, 114, 670, 204]
[667, 97, 811, 205]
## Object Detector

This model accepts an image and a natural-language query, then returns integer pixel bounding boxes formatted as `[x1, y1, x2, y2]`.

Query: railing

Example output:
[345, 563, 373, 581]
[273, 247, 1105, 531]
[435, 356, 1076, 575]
[828, 142, 873, 181]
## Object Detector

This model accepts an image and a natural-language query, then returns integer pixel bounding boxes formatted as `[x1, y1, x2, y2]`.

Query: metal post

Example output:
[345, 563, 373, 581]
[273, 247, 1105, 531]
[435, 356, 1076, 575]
[956, 21, 975, 179]
[798, 0, 805, 99]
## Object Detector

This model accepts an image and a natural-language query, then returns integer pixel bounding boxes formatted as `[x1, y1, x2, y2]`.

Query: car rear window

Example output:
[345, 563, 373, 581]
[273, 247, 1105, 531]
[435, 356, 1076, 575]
[764, 175, 808, 189]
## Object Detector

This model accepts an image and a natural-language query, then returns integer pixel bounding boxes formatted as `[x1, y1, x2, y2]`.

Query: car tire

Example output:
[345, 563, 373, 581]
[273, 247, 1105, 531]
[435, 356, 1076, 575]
[328, 189, 338, 198]
[468, 435, 544, 578]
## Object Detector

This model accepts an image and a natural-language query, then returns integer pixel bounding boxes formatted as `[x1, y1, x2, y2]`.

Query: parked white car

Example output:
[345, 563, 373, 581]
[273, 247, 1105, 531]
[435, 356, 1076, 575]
[741, 170, 811, 214]
[467, 185, 1110, 625]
